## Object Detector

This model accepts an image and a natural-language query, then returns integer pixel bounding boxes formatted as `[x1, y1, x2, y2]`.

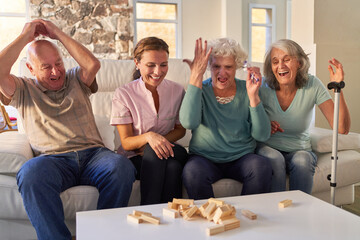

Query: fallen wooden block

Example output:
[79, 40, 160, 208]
[241, 209, 257, 220]
[168, 202, 179, 210]
[140, 214, 160, 225]
[127, 214, 143, 224]
[218, 215, 238, 224]
[163, 208, 179, 218]
[173, 198, 194, 206]
[279, 199, 292, 208]
[183, 205, 199, 220]
[199, 202, 209, 218]
[213, 205, 234, 224]
[208, 198, 225, 206]
[222, 217, 240, 231]
[133, 210, 152, 217]
[206, 224, 225, 236]
[207, 210, 216, 221]
[204, 202, 217, 218]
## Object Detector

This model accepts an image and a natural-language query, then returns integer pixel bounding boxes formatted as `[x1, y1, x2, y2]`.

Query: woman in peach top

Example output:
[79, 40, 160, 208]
[111, 37, 188, 205]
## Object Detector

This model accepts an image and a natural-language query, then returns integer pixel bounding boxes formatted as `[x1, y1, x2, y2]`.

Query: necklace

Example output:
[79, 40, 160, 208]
[216, 95, 235, 104]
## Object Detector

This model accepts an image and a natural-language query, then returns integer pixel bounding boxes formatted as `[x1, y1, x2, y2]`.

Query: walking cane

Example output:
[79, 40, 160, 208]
[327, 81, 345, 205]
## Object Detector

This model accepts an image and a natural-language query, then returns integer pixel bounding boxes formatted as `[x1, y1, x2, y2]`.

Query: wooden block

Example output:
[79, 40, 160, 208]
[206, 224, 225, 236]
[231, 206, 236, 215]
[204, 202, 217, 218]
[241, 209, 257, 220]
[183, 205, 199, 220]
[133, 210, 152, 217]
[279, 199, 292, 208]
[172, 198, 194, 206]
[208, 198, 225, 206]
[212, 205, 234, 224]
[168, 202, 179, 210]
[207, 210, 217, 221]
[222, 217, 240, 231]
[127, 214, 143, 224]
[179, 205, 191, 216]
[218, 215, 238, 224]
[163, 208, 179, 218]
[140, 214, 160, 225]
[199, 202, 209, 218]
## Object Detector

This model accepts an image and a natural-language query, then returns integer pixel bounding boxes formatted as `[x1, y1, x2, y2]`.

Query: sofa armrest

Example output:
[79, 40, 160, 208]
[310, 127, 360, 153]
[0, 132, 33, 174]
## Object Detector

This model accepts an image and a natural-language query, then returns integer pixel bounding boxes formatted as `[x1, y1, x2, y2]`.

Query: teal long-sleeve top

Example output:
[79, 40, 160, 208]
[179, 78, 271, 163]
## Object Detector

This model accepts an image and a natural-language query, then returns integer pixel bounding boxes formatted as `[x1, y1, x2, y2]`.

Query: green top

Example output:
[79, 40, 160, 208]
[180, 78, 270, 163]
[260, 74, 331, 152]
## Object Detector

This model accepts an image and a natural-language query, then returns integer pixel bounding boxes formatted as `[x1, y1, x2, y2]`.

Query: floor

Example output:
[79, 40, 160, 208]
[342, 186, 360, 216]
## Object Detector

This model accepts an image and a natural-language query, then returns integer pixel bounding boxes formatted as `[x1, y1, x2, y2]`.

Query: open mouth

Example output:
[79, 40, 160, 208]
[278, 71, 289, 77]
[50, 76, 60, 81]
[217, 77, 228, 83]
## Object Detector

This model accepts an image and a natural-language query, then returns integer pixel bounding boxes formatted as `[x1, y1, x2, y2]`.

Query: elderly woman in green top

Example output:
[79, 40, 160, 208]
[179, 38, 272, 199]
[257, 39, 351, 194]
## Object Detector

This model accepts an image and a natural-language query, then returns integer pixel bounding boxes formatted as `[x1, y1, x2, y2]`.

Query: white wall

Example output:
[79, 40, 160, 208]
[182, 0, 223, 59]
[290, 0, 316, 75]
[313, 0, 360, 133]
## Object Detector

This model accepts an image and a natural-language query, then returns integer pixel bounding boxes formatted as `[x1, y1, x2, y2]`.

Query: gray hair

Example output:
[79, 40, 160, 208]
[207, 38, 248, 69]
[264, 39, 310, 90]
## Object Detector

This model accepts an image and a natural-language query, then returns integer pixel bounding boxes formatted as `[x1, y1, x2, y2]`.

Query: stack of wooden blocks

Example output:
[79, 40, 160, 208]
[128, 197, 292, 236]
[165, 198, 251, 236]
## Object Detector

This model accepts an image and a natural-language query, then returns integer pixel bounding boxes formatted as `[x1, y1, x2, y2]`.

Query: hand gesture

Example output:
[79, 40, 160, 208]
[328, 58, 344, 83]
[20, 21, 48, 43]
[246, 66, 262, 106]
[146, 132, 174, 160]
[246, 66, 262, 94]
[271, 121, 284, 134]
[30, 19, 63, 40]
[183, 38, 212, 88]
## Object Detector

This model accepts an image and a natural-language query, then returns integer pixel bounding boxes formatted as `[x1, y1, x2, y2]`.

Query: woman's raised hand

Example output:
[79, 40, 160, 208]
[183, 38, 212, 88]
[328, 58, 344, 83]
[246, 66, 262, 107]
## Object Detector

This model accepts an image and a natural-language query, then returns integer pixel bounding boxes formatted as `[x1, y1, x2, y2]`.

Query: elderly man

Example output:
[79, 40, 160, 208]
[0, 19, 136, 240]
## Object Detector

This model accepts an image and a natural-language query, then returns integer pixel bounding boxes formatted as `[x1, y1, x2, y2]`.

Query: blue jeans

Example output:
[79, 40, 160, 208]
[16, 147, 136, 240]
[182, 153, 272, 200]
[130, 143, 188, 205]
[256, 143, 317, 194]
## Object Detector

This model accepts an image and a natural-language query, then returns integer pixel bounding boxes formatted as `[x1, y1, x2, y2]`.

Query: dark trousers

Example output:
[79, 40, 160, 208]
[182, 153, 272, 200]
[130, 143, 188, 205]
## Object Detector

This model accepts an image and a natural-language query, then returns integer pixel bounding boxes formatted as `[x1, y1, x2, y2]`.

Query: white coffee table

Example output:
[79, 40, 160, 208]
[76, 190, 360, 239]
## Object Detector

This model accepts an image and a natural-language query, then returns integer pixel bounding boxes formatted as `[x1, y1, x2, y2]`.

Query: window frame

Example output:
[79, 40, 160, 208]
[248, 3, 276, 62]
[0, 0, 29, 19]
[133, 0, 182, 58]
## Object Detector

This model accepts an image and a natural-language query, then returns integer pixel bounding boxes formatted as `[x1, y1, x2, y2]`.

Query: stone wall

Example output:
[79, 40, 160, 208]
[30, 0, 134, 60]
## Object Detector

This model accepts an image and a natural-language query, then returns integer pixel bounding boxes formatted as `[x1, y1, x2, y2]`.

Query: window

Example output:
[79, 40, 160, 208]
[134, 0, 182, 58]
[249, 4, 275, 62]
[0, 0, 29, 74]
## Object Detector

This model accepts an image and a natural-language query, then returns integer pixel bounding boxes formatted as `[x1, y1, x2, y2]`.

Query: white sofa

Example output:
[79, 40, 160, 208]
[1, 58, 360, 239]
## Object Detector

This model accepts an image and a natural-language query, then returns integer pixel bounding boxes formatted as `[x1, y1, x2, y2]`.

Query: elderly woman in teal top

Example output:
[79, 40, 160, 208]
[179, 38, 272, 199]
[257, 39, 351, 194]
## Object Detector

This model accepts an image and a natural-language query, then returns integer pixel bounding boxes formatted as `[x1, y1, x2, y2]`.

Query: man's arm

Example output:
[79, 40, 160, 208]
[0, 21, 42, 100]
[34, 19, 100, 87]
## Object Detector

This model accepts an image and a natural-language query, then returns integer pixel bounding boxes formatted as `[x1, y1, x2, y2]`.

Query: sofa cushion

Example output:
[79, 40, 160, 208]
[94, 115, 115, 151]
[0, 132, 32, 174]
[310, 127, 360, 153]
[312, 150, 360, 192]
